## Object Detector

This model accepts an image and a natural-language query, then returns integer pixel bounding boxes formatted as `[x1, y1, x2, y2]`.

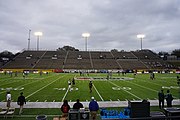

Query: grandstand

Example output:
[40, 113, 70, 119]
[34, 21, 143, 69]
[1, 49, 176, 71]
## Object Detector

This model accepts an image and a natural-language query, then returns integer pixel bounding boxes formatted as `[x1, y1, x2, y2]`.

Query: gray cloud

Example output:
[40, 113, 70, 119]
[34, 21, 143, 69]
[0, 0, 180, 53]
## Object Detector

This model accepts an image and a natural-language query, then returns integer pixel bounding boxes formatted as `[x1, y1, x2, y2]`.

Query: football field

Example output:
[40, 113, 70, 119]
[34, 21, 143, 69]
[0, 72, 179, 102]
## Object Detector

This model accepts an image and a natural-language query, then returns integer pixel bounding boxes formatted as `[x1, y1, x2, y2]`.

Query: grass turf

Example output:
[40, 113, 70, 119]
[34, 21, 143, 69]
[0, 72, 179, 102]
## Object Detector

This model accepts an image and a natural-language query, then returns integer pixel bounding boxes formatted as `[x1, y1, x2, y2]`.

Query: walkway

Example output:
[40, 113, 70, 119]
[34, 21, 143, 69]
[0, 99, 179, 108]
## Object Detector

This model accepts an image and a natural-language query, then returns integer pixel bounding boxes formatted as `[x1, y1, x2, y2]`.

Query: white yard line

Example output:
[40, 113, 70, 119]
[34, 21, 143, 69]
[61, 86, 69, 102]
[0, 74, 58, 94]
[26, 75, 66, 99]
[125, 81, 158, 92]
[108, 81, 142, 100]
[93, 84, 104, 101]
[136, 79, 165, 87]
[0, 80, 40, 94]
[0, 81, 19, 87]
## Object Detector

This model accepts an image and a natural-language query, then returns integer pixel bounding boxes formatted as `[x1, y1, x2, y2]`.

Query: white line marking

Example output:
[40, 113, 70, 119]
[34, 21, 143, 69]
[28, 100, 30, 102]
[108, 81, 142, 100]
[53, 100, 55, 102]
[26, 75, 66, 99]
[125, 81, 158, 92]
[61, 87, 69, 102]
[93, 84, 104, 101]
[44, 100, 47, 102]
[36, 100, 39, 102]
[0, 74, 58, 94]
[0, 81, 19, 87]
[117, 99, 120, 101]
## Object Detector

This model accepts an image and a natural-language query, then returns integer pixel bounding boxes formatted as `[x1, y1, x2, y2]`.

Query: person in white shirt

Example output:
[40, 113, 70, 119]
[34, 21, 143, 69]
[6, 91, 11, 110]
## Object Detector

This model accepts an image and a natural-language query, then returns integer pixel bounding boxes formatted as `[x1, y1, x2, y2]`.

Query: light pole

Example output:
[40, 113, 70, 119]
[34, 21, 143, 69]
[34, 32, 43, 51]
[82, 33, 90, 51]
[28, 29, 31, 50]
[137, 34, 145, 50]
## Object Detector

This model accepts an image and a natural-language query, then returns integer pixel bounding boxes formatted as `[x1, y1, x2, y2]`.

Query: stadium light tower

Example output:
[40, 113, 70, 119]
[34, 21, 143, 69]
[82, 33, 90, 51]
[28, 29, 31, 50]
[137, 34, 145, 50]
[34, 32, 43, 51]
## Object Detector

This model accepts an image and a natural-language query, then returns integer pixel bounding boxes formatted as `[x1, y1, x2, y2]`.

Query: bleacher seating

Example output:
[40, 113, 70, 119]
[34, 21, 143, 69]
[1, 50, 176, 70]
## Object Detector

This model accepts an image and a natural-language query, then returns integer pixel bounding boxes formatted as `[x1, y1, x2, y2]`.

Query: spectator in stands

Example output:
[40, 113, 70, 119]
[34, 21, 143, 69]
[165, 90, 173, 107]
[89, 81, 93, 93]
[61, 100, 70, 117]
[73, 99, 83, 110]
[158, 90, 164, 109]
[6, 91, 11, 111]
[17, 92, 26, 115]
[89, 97, 99, 120]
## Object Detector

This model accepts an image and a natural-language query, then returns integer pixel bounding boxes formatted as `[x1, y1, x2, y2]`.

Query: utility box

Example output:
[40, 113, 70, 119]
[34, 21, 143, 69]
[68, 109, 79, 120]
[68, 109, 90, 120]
[79, 109, 90, 120]
[128, 100, 150, 118]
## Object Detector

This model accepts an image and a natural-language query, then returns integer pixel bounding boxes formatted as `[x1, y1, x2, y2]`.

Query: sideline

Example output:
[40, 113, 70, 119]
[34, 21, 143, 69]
[0, 99, 179, 108]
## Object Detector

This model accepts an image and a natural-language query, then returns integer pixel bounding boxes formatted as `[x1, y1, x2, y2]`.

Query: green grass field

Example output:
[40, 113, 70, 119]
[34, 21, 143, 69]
[0, 72, 179, 102]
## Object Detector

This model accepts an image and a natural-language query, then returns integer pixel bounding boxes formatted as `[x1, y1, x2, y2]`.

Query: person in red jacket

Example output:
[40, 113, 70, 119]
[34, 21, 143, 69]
[61, 100, 70, 117]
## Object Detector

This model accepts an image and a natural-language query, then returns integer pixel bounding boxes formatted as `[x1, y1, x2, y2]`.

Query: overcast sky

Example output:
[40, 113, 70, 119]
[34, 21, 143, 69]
[0, 0, 180, 53]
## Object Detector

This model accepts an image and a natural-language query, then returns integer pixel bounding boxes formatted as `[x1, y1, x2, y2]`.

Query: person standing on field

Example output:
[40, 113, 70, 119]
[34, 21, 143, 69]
[17, 92, 26, 115]
[6, 91, 11, 111]
[89, 81, 93, 93]
[68, 79, 72, 91]
[165, 90, 173, 107]
[158, 90, 164, 109]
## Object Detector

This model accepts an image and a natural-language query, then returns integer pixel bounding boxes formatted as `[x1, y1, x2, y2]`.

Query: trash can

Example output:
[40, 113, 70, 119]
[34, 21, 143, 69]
[36, 115, 47, 120]
[68, 109, 79, 120]
[79, 109, 90, 120]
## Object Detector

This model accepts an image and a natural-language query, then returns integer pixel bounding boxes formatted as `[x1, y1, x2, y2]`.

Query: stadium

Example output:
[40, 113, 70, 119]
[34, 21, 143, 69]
[0, 48, 180, 119]
[1, 0, 180, 120]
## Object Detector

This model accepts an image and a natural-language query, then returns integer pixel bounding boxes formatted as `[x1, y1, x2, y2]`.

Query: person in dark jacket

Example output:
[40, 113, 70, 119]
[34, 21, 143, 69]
[165, 90, 173, 107]
[73, 99, 83, 110]
[17, 92, 26, 115]
[89, 97, 99, 120]
[61, 100, 70, 117]
[158, 89, 164, 109]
